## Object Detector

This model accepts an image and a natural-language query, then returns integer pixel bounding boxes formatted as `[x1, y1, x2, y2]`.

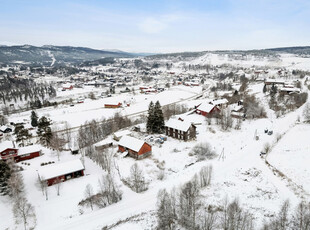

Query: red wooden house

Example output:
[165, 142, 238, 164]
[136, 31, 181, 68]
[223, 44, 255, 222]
[38, 159, 85, 186]
[118, 135, 152, 159]
[0, 141, 42, 162]
[195, 102, 219, 116]
[0, 141, 18, 160]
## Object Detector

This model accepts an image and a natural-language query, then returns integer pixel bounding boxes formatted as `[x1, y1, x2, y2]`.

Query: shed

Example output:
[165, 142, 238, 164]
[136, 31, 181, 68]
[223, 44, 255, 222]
[113, 130, 131, 141]
[104, 102, 122, 108]
[38, 159, 85, 186]
[118, 136, 152, 159]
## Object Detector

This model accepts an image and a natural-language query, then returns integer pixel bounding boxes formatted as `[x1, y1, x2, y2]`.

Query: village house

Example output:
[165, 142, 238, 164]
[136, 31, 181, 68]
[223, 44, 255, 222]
[229, 102, 245, 119]
[0, 141, 42, 162]
[118, 135, 152, 159]
[210, 98, 229, 109]
[38, 159, 85, 186]
[195, 102, 220, 116]
[62, 83, 74, 90]
[165, 118, 196, 141]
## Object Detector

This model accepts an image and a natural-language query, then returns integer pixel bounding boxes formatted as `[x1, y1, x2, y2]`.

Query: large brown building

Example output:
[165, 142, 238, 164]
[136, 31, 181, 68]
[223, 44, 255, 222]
[165, 118, 196, 141]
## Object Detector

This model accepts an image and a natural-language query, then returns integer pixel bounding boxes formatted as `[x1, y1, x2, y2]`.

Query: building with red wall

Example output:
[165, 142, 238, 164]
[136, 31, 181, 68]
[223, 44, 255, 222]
[38, 159, 85, 186]
[0, 141, 42, 162]
[118, 135, 152, 160]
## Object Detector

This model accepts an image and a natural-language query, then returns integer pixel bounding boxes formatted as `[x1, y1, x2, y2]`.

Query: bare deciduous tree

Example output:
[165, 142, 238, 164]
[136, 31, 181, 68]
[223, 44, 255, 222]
[199, 165, 213, 188]
[84, 184, 94, 210]
[156, 189, 177, 230]
[49, 131, 66, 161]
[178, 175, 201, 229]
[13, 197, 36, 230]
[190, 142, 217, 161]
[127, 163, 148, 193]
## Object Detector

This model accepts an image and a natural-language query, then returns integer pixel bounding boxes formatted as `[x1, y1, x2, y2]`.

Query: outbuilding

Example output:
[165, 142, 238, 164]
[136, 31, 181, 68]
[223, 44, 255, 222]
[104, 102, 122, 108]
[118, 136, 152, 159]
[38, 159, 85, 186]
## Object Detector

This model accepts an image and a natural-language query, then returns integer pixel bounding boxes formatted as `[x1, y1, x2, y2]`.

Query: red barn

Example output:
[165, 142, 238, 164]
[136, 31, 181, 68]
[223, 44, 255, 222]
[104, 102, 122, 108]
[195, 102, 220, 116]
[38, 159, 85, 186]
[118, 135, 152, 159]
[62, 83, 74, 90]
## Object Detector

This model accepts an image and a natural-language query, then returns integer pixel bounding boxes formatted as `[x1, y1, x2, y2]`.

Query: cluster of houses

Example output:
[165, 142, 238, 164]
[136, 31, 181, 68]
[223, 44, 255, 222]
[265, 79, 301, 94]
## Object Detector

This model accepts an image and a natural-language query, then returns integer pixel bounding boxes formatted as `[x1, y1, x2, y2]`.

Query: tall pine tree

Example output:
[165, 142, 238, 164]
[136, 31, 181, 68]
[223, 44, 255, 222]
[153, 101, 165, 133]
[31, 110, 38, 127]
[0, 160, 12, 196]
[146, 101, 155, 133]
[146, 101, 165, 133]
[37, 116, 53, 146]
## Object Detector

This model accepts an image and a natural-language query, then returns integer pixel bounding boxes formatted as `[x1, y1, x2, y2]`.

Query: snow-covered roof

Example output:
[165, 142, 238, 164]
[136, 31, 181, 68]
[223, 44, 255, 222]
[38, 159, 84, 181]
[62, 83, 73, 88]
[0, 125, 10, 132]
[265, 79, 285, 84]
[94, 137, 114, 147]
[280, 87, 301, 93]
[165, 118, 192, 132]
[18, 145, 41, 156]
[196, 102, 216, 113]
[118, 135, 146, 152]
[229, 104, 243, 112]
[114, 130, 131, 139]
[0, 141, 16, 152]
[211, 98, 228, 106]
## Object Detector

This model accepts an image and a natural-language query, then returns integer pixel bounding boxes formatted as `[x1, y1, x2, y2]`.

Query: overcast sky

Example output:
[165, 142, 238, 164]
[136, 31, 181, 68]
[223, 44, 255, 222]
[0, 0, 309, 53]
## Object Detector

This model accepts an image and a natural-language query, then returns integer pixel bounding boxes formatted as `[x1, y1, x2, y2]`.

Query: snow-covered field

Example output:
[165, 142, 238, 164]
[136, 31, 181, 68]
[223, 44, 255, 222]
[8, 85, 202, 129]
[268, 124, 310, 195]
[1, 53, 310, 230]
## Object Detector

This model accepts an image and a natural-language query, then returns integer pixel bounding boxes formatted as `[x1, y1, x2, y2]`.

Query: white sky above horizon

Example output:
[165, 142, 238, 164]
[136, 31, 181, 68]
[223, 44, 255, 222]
[0, 0, 310, 53]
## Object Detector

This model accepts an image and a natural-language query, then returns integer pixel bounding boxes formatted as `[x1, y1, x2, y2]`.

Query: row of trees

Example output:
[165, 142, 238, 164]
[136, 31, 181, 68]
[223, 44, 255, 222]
[0, 76, 56, 105]
[156, 165, 216, 230]
[0, 159, 36, 229]
[80, 174, 122, 211]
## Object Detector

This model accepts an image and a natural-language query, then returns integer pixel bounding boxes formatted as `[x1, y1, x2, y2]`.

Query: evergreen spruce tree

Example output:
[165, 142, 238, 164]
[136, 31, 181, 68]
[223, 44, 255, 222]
[30, 110, 38, 127]
[153, 101, 165, 133]
[0, 160, 12, 196]
[37, 116, 53, 146]
[146, 101, 155, 133]
[15, 125, 32, 146]
[263, 84, 267, 93]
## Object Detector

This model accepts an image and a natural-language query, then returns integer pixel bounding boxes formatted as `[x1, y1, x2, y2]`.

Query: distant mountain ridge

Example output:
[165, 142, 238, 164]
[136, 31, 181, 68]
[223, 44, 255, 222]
[0, 45, 135, 66]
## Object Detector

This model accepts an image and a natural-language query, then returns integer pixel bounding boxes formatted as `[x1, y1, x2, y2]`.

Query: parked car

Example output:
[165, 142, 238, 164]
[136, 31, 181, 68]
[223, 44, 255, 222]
[268, 130, 273, 135]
